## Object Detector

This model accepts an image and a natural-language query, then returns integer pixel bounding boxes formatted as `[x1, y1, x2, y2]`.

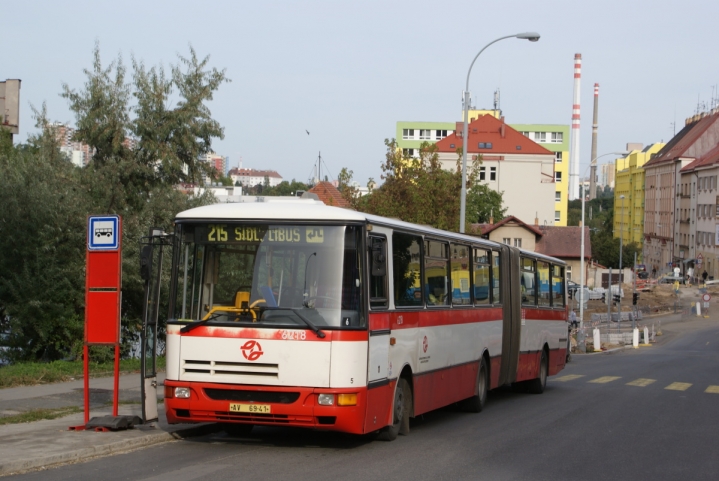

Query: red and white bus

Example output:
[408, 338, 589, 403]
[163, 198, 568, 439]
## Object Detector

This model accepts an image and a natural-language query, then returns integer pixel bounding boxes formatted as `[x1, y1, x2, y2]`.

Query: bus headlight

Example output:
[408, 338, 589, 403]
[318, 394, 334, 405]
[337, 394, 357, 406]
[174, 387, 191, 399]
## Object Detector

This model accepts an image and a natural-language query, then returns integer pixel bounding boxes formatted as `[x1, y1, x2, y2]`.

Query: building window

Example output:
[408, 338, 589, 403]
[435, 130, 448, 140]
[520, 131, 529, 137]
[555, 172, 562, 182]
[555, 191, 561, 201]
[535, 132, 546, 143]
[490, 167, 496, 181]
[478, 142, 493, 149]
[402, 148, 415, 157]
[555, 151, 562, 163]
[551, 132, 563, 143]
[503, 238, 511, 245]
[555, 210, 561, 221]
[514, 238, 522, 248]
[479, 167, 486, 181]
[402, 129, 414, 140]
[419, 129, 431, 140]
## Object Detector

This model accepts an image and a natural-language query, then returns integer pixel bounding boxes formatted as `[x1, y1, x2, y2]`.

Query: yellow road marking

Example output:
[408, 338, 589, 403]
[589, 376, 621, 384]
[665, 382, 692, 391]
[626, 378, 656, 387]
[553, 374, 585, 382]
[705, 385, 719, 394]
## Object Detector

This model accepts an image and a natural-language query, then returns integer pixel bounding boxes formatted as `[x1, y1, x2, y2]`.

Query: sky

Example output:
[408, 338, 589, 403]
[4, 0, 719, 187]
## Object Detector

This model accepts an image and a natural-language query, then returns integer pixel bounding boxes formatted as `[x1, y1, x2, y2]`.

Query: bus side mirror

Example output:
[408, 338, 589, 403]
[371, 241, 386, 277]
[140, 245, 152, 282]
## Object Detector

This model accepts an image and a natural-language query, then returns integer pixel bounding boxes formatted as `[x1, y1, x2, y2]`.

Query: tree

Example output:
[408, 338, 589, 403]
[466, 183, 507, 224]
[0, 44, 227, 362]
[342, 140, 503, 232]
[62, 43, 230, 193]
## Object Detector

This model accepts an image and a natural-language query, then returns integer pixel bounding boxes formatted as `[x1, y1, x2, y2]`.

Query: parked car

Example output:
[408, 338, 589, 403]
[637, 270, 649, 280]
[567, 280, 587, 299]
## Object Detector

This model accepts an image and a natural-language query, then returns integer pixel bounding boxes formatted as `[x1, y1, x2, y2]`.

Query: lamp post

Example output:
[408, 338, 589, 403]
[618, 194, 625, 326]
[459, 32, 540, 233]
[579, 152, 627, 329]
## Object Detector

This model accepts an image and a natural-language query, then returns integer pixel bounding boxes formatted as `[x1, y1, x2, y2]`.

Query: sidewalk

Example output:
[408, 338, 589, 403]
[0, 373, 221, 476]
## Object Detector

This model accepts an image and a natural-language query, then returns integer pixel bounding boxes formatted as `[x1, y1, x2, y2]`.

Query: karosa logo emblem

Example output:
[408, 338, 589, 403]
[241, 340, 264, 361]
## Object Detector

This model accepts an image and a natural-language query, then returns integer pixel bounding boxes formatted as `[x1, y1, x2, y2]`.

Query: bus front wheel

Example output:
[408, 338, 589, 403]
[377, 378, 411, 441]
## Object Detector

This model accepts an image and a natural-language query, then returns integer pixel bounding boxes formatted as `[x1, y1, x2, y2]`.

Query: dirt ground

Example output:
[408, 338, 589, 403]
[572, 282, 719, 315]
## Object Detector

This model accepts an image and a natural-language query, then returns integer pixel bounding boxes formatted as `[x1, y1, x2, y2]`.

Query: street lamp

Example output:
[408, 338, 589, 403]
[459, 32, 540, 233]
[579, 152, 627, 329]
[618, 194, 625, 326]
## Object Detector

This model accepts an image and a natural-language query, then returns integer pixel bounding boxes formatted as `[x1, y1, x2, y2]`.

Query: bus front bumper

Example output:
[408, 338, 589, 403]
[164, 380, 368, 434]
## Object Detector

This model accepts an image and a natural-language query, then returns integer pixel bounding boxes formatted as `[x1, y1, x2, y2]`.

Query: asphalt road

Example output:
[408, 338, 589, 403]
[11, 319, 719, 481]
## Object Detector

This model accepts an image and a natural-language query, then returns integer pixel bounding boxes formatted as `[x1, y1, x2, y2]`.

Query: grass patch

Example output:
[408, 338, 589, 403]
[0, 406, 83, 425]
[0, 357, 166, 389]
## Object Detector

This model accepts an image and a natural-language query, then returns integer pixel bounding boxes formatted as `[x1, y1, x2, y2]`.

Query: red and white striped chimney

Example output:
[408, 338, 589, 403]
[569, 53, 582, 201]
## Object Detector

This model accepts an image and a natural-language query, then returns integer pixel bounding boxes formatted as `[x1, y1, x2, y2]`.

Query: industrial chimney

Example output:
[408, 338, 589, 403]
[568, 54, 582, 201]
[589, 83, 599, 201]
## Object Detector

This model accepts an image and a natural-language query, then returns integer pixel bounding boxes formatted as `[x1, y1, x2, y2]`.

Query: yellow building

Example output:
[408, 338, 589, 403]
[613, 143, 665, 249]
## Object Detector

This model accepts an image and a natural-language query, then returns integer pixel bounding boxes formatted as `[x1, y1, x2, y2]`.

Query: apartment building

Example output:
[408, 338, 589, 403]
[433, 114, 557, 226]
[643, 110, 719, 275]
[613, 143, 665, 250]
[397, 114, 568, 225]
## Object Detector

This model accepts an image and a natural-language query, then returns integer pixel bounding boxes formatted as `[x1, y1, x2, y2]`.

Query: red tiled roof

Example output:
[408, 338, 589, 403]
[682, 142, 719, 171]
[308, 181, 351, 208]
[645, 111, 719, 168]
[473, 215, 544, 237]
[228, 168, 282, 178]
[435, 115, 553, 156]
[535, 226, 591, 259]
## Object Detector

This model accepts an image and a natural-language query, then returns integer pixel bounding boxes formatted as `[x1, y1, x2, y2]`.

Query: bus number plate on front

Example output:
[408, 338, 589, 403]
[229, 403, 271, 414]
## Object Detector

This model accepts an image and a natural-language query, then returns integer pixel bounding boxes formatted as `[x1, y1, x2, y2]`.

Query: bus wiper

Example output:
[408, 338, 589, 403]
[263, 307, 325, 338]
[180, 313, 221, 334]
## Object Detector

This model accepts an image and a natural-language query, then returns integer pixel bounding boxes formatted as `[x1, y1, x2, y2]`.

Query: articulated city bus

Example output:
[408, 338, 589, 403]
[162, 198, 568, 439]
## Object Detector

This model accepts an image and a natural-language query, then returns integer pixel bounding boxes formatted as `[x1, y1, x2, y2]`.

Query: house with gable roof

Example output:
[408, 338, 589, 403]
[434, 115, 557, 227]
[473, 215, 591, 283]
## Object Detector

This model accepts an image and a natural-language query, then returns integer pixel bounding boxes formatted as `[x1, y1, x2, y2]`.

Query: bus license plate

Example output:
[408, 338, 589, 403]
[229, 403, 271, 414]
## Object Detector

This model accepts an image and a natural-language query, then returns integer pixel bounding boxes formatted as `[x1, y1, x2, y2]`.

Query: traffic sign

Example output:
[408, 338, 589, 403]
[702, 293, 711, 302]
[88, 216, 120, 250]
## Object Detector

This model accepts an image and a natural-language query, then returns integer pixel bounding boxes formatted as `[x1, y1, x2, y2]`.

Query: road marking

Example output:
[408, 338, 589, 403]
[588, 376, 621, 384]
[626, 378, 656, 387]
[665, 382, 692, 391]
[705, 385, 719, 394]
[553, 374, 585, 382]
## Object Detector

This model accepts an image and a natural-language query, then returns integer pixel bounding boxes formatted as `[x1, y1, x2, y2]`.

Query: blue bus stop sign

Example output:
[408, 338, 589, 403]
[88, 216, 120, 251]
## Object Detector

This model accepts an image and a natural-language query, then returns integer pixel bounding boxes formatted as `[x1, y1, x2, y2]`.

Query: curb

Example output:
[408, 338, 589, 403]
[0, 423, 222, 476]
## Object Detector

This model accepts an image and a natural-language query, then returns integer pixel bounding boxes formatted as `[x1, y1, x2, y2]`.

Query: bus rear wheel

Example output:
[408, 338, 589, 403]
[377, 378, 411, 441]
[460, 357, 488, 412]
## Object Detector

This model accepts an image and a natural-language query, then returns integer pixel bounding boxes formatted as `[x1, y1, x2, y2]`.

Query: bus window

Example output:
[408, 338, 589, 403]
[492, 251, 502, 304]
[393, 232, 423, 307]
[521, 257, 536, 306]
[552, 265, 565, 307]
[369, 236, 388, 309]
[537, 261, 550, 307]
[424, 240, 449, 306]
[473, 248, 490, 305]
[450, 244, 470, 305]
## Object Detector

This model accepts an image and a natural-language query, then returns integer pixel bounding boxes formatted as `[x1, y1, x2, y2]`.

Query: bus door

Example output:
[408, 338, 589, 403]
[139, 228, 174, 424]
[367, 233, 390, 382]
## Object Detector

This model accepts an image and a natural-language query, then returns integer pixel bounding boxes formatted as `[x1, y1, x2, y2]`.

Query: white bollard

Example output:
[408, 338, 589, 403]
[697, 301, 702, 317]
[593, 328, 601, 352]
[644, 326, 649, 345]
[633, 328, 639, 348]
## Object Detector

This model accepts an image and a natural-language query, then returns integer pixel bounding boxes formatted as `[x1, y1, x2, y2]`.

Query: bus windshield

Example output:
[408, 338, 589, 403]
[172, 223, 364, 329]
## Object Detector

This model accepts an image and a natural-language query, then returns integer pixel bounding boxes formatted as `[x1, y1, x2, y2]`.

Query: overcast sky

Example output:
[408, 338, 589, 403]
[5, 0, 719, 186]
